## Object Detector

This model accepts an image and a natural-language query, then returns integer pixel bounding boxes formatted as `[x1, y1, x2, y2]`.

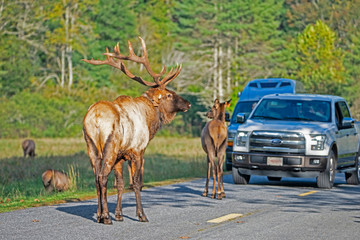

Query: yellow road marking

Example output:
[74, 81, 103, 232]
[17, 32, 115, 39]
[207, 213, 243, 223]
[298, 190, 318, 197]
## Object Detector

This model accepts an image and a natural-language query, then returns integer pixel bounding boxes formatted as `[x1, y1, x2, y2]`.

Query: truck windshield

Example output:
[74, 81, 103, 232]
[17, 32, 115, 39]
[230, 101, 257, 124]
[251, 99, 331, 122]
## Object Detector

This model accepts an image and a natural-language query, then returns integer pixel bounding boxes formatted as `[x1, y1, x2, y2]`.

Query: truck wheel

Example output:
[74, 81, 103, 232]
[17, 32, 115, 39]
[232, 167, 250, 184]
[345, 153, 359, 185]
[267, 176, 282, 181]
[316, 150, 336, 189]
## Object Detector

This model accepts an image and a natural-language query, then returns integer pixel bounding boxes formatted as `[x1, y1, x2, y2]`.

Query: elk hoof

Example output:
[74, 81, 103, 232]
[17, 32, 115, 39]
[103, 215, 113, 225]
[217, 195, 222, 200]
[138, 215, 149, 222]
[115, 214, 124, 222]
[211, 194, 216, 199]
[221, 192, 226, 198]
[202, 192, 208, 197]
[97, 216, 102, 223]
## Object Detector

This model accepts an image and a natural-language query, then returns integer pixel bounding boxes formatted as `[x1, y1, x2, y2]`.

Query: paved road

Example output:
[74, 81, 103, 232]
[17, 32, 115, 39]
[1, 173, 360, 240]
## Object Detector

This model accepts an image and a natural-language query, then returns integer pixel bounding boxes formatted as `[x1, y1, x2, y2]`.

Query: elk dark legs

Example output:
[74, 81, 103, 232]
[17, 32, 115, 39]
[206, 152, 217, 199]
[202, 156, 211, 197]
[217, 152, 225, 200]
[97, 141, 119, 225]
[98, 159, 116, 225]
[114, 160, 125, 221]
[128, 156, 145, 190]
[127, 161, 133, 190]
[218, 142, 227, 199]
[131, 155, 148, 222]
[84, 132, 103, 223]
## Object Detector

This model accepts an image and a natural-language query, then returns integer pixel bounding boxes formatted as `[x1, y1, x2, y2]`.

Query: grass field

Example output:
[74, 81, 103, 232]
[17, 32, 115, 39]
[0, 137, 208, 213]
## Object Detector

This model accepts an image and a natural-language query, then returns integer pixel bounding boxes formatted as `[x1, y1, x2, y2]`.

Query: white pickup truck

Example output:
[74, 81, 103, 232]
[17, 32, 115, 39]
[232, 93, 360, 188]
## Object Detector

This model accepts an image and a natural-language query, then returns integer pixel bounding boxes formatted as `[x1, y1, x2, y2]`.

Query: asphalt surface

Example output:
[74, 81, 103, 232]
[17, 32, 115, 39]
[1, 173, 360, 240]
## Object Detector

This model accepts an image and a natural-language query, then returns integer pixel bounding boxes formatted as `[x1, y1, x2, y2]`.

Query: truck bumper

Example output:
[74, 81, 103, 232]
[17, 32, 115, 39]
[232, 152, 328, 178]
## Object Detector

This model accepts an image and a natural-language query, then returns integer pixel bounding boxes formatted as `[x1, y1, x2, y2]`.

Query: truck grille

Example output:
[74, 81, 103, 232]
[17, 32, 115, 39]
[250, 131, 305, 154]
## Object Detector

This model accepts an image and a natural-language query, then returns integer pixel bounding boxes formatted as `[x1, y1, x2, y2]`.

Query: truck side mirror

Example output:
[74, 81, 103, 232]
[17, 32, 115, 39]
[341, 117, 355, 129]
[236, 113, 246, 123]
[225, 112, 230, 122]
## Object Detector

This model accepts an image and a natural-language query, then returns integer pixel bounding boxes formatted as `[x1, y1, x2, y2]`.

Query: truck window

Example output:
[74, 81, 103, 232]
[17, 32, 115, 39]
[230, 101, 257, 123]
[338, 101, 351, 118]
[251, 99, 331, 122]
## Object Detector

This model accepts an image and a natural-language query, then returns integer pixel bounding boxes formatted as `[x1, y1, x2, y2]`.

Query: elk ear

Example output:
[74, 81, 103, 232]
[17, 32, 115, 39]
[225, 99, 232, 108]
[214, 99, 220, 109]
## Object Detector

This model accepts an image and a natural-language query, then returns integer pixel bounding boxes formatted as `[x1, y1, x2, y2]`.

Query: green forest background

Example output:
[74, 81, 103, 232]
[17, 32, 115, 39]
[1, 0, 360, 138]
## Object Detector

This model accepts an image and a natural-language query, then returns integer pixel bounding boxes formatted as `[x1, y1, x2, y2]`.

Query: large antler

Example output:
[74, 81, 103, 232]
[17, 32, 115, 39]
[82, 37, 182, 88]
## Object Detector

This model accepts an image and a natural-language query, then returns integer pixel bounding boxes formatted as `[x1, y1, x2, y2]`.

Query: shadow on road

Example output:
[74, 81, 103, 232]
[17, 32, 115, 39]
[56, 173, 360, 223]
[55, 182, 206, 222]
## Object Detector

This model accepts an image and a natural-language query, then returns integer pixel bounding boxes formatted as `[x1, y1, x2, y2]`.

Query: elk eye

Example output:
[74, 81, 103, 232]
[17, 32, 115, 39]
[167, 94, 172, 98]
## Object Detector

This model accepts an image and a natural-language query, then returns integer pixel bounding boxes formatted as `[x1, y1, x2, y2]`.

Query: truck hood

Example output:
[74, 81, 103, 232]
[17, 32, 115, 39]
[238, 119, 332, 135]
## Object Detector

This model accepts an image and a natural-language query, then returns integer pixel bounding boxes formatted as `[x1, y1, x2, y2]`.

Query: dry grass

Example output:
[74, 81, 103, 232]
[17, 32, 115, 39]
[0, 138, 87, 158]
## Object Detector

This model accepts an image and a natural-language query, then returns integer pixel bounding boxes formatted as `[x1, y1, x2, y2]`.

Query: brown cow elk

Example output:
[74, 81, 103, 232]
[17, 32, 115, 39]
[42, 169, 70, 192]
[201, 99, 231, 200]
[82, 37, 191, 224]
[22, 139, 36, 157]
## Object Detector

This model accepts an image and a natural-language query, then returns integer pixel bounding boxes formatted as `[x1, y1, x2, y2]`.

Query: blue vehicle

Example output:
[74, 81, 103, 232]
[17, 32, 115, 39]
[226, 78, 303, 170]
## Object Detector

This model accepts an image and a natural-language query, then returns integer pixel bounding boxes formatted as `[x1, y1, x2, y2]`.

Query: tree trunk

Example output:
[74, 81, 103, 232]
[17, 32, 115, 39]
[227, 45, 232, 95]
[67, 4, 76, 89]
[218, 41, 223, 101]
[213, 41, 218, 100]
[64, 2, 70, 89]
[67, 45, 73, 89]
[60, 47, 65, 88]
[235, 37, 239, 88]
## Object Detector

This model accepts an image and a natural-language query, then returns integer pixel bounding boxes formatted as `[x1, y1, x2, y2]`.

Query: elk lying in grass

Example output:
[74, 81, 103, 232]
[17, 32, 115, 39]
[82, 37, 191, 224]
[201, 99, 231, 200]
[42, 169, 70, 192]
[22, 139, 36, 157]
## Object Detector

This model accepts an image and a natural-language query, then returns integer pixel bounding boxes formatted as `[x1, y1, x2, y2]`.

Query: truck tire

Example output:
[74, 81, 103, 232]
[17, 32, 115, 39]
[267, 176, 282, 181]
[345, 152, 359, 185]
[316, 150, 336, 189]
[232, 167, 250, 184]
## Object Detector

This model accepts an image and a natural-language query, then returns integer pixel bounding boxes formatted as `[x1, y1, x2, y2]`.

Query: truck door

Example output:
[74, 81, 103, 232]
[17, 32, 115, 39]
[335, 101, 357, 167]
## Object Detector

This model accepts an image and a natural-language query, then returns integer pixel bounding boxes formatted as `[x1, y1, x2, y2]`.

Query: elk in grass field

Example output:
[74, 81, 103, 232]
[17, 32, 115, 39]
[42, 169, 70, 192]
[201, 99, 231, 200]
[82, 37, 191, 224]
[22, 139, 36, 157]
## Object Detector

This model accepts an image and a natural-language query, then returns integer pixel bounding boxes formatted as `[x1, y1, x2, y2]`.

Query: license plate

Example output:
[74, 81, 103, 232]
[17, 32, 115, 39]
[267, 157, 283, 166]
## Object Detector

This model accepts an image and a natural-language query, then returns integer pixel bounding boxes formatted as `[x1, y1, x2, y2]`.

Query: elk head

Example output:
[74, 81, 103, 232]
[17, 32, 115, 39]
[206, 99, 231, 121]
[82, 37, 191, 117]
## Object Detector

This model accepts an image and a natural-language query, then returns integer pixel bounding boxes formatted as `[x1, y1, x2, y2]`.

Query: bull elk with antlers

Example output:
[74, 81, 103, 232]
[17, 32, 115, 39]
[82, 37, 191, 224]
[201, 99, 231, 200]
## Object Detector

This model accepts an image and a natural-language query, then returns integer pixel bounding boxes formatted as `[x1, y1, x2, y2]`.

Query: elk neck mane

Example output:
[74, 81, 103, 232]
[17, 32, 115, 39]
[142, 88, 178, 125]
[216, 111, 226, 122]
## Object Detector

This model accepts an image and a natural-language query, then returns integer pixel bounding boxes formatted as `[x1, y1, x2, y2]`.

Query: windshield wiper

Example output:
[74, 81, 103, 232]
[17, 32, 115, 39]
[284, 117, 314, 121]
[252, 115, 282, 120]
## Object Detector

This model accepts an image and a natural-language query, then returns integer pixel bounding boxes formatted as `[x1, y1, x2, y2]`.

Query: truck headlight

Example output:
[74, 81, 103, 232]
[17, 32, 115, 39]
[236, 131, 249, 147]
[310, 134, 326, 150]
